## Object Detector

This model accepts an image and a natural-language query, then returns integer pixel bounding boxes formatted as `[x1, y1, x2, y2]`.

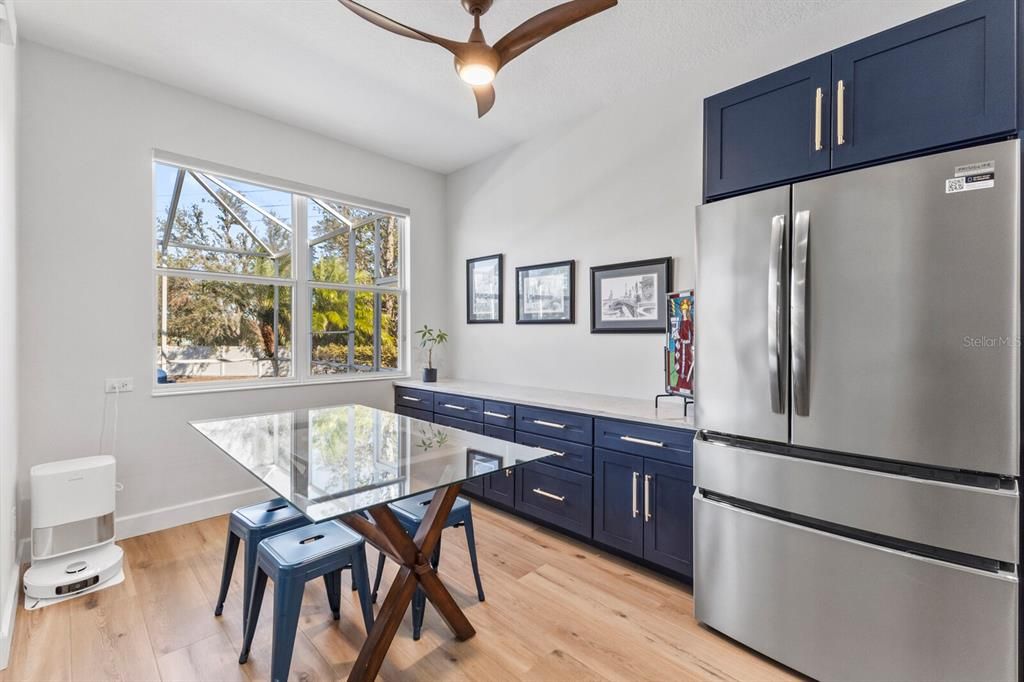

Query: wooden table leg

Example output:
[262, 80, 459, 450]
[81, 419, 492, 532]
[339, 483, 477, 682]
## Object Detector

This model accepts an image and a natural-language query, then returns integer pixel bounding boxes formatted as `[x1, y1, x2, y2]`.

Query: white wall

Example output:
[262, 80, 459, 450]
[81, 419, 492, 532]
[0, 0, 17, 669]
[16, 42, 448, 538]
[445, 0, 956, 400]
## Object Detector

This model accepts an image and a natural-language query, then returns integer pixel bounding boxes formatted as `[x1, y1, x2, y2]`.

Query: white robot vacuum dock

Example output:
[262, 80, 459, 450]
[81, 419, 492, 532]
[23, 455, 124, 609]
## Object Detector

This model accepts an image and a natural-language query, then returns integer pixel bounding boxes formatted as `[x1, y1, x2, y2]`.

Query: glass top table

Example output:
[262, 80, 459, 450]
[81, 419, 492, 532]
[191, 403, 557, 521]
[195, 404, 561, 681]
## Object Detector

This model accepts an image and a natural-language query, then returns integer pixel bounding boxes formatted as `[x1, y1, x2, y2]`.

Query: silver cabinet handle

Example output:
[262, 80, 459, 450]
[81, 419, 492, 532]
[792, 209, 811, 417]
[836, 80, 846, 145]
[548, 451, 565, 457]
[814, 87, 823, 151]
[443, 403, 467, 411]
[632, 471, 639, 518]
[400, 395, 421, 402]
[532, 488, 565, 502]
[483, 411, 511, 419]
[620, 435, 664, 448]
[505, 469, 513, 478]
[644, 474, 652, 522]
[768, 213, 786, 414]
[532, 419, 566, 429]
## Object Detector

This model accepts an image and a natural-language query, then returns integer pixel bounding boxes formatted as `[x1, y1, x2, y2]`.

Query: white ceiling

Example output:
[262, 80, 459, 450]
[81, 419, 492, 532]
[14, 0, 946, 174]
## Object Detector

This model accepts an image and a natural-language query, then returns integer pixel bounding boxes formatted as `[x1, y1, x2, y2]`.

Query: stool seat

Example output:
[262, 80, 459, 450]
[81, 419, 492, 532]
[389, 492, 471, 525]
[260, 522, 365, 578]
[233, 498, 306, 529]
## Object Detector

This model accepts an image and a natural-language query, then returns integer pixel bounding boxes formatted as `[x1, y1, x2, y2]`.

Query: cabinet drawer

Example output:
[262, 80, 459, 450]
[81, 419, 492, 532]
[434, 393, 484, 422]
[482, 400, 516, 427]
[395, 405, 433, 422]
[516, 405, 592, 444]
[595, 419, 694, 466]
[515, 462, 592, 538]
[516, 431, 593, 475]
[433, 413, 484, 434]
[484, 424, 515, 443]
[395, 387, 434, 412]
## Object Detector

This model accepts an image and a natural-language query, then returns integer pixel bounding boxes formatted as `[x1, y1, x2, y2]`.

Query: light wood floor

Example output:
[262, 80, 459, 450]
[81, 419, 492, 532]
[1, 503, 802, 681]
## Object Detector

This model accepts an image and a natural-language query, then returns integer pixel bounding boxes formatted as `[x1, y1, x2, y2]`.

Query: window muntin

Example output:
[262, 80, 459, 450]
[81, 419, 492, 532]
[153, 159, 405, 388]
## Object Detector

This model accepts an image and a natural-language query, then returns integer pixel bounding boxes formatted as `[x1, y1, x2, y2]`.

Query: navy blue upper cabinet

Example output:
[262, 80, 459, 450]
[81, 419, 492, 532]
[704, 55, 832, 198]
[703, 0, 1018, 198]
[831, 0, 1017, 169]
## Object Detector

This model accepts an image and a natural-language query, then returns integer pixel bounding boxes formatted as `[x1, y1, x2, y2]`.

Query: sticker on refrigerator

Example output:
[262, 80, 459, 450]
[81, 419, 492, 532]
[945, 172, 995, 194]
[954, 160, 995, 177]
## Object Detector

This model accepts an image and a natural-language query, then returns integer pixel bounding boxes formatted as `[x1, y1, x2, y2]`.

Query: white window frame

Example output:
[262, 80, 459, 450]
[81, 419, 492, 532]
[151, 151, 410, 395]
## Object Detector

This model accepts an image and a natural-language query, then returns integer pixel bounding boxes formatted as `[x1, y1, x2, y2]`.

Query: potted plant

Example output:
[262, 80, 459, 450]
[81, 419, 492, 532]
[415, 325, 448, 383]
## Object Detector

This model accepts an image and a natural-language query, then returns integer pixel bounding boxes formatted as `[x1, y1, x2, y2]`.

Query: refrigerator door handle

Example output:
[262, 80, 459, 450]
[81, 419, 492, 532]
[792, 209, 811, 416]
[768, 214, 786, 413]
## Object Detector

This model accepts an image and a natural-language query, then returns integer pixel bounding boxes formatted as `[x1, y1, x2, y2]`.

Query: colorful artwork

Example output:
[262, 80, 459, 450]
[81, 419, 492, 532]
[666, 290, 694, 397]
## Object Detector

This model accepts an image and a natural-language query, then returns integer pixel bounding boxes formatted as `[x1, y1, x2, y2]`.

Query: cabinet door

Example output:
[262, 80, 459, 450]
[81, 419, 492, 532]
[705, 55, 831, 199]
[482, 424, 516, 507]
[484, 468, 516, 509]
[642, 459, 694, 576]
[592, 449, 644, 558]
[831, 0, 1016, 169]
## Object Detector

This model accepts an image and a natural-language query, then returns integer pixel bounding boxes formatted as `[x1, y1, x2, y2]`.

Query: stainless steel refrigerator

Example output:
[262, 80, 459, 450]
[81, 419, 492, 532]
[693, 139, 1020, 681]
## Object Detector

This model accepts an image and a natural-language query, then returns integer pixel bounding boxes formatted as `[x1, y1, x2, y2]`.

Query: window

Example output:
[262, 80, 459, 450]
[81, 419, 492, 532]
[153, 158, 405, 389]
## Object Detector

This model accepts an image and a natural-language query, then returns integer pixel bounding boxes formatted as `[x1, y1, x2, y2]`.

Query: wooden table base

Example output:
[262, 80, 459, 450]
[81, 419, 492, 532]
[340, 483, 476, 682]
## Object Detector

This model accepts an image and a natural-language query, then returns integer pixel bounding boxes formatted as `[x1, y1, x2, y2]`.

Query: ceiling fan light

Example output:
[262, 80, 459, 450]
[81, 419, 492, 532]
[458, 62, 495, 86]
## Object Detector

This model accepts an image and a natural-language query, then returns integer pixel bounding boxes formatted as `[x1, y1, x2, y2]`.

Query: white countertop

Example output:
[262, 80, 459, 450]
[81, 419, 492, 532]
[393, 378, 695, 430]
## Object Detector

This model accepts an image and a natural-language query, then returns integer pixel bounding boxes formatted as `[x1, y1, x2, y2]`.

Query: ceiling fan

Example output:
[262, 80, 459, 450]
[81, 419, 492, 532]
[337, 0, 618, 118]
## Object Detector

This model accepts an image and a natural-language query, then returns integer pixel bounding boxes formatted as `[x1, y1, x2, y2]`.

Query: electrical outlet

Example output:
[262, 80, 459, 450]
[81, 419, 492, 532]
[104, 377, 134, 394]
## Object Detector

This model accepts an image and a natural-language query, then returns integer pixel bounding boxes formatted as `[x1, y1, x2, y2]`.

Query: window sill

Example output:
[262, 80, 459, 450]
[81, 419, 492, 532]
[151, 371, 410, 398]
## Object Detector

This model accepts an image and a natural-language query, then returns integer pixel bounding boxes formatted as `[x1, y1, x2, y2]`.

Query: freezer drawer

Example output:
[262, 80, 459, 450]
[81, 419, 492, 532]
[694, 495, 1018, 682]
[694, 437, 1019, 563]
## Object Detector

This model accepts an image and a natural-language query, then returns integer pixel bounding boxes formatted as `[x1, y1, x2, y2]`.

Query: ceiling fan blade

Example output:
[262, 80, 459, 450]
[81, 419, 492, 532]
[494, 0, 617, 68]
[473, 84, 496, 118]
[337, 0, 471, 59]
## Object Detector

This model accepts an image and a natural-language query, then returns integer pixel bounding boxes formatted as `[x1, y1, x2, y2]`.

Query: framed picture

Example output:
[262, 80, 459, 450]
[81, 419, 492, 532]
[590, 257, 672, 333]
[466, 254, 503, 323]
[516, 260, 575, 324]
[665, 290, 694, 397]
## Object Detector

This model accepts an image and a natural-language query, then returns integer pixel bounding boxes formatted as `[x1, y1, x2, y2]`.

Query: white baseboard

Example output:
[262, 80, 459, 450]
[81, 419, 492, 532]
[0, 560, 18, 671]
[114, 487, 273, 540]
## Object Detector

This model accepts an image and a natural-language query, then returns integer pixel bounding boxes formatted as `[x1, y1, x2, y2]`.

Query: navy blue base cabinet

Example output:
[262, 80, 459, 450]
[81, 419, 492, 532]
[704, 0, 1018, 199]
[593, 430, 695, 575]
[395, 386, 695, 580]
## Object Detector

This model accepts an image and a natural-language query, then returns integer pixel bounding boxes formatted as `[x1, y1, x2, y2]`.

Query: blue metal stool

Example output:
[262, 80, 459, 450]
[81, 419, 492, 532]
[214, 498, 312, 631]
[370, 492, 485, 640]
[238, 521, 374, 682]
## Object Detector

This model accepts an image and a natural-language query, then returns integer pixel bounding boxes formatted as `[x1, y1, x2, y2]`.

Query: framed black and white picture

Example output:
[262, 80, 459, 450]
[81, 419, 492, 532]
[590, 257, 672, 333]
[466, 254, 503, 323]
[516, 260, 575, 324]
